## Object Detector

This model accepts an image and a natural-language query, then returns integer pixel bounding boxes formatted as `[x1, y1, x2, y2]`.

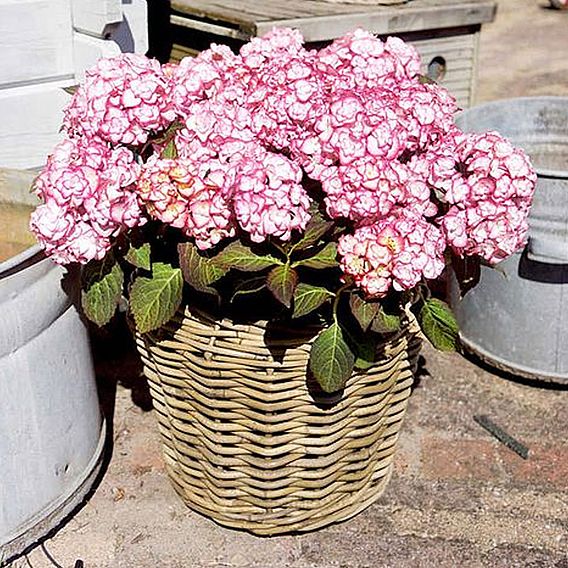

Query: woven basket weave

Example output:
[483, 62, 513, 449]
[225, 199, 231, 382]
[135, 305, 421, 535]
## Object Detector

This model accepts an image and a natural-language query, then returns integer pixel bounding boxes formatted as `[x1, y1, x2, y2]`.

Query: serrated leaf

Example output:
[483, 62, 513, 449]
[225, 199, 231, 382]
[290, 207, 334, 252]
[214, 241, 283, 272]
[293, 242, 338, 270]
[418, 298, 459, 352]
[349, 294, 381, 332]
[129, 262, 183, 334]
[266, 264, 298, 308]
[125, 242, 151, 270]
[370, 307, 402, 334]
[309, 323, 355, 393]
[178, 242, 227, 295]
[292, 283, 333, 318]
[81, 255, 124, 326]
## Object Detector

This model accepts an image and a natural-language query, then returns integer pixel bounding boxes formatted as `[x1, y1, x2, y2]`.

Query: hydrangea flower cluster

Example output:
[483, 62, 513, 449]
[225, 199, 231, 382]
[64, 54, 176, 146]
[31, 27, 536, 300]
[414, 131, 536, 264]
[136, 156, 235, 249]
[30, 136, 141, 264]
[338, 210, 446, 296]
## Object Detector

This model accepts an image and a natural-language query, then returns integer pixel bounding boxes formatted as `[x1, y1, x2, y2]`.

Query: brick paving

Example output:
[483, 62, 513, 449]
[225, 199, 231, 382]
[13, 1, 568, 566]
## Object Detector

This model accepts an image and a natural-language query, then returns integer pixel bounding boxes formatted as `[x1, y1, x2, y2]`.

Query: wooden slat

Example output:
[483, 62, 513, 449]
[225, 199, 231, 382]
[427, 68, 473, 83]
[172, 0, 363, 22]
[421, 56, 476, 74]
[171, 44, 201, 62]
[449, 91, 471, 108]
[171, 0, 496, 40]
[468, 29, 480, 106]
[410, 33, 476, 50]
[171, 14, 250, 40]
[255, 6, 493, 41]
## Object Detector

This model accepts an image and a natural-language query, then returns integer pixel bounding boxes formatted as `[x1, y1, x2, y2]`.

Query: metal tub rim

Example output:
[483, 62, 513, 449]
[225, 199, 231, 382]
[0, 244, 43, 277]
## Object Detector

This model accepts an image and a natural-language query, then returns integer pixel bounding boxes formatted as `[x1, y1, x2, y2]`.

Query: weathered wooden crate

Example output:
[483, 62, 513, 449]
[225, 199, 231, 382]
[169, 0, 496, 108]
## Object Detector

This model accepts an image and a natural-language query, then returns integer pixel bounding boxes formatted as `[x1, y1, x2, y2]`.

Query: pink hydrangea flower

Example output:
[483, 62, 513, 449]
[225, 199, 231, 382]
[428, 131, 537, 263]
[233, 151, 312, 243]
[30, 136, 143, 264]
[316, 29, 421, 93]
[320, 158, 436, 223]
[30, 201, 118, 265]
[169, 43, 246, 116]
[137, 156, 235, 249]
[338, 210, 446, 297]
[64, 53, 176, 146]
[241, 28, 326, 152]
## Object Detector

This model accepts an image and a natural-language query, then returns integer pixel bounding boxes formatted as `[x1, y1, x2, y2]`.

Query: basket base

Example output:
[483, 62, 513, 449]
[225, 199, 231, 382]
[164, 458, 395, 536]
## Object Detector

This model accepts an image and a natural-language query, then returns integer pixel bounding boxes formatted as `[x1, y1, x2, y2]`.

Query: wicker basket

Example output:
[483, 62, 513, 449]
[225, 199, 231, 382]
[135, 305, 421, 535]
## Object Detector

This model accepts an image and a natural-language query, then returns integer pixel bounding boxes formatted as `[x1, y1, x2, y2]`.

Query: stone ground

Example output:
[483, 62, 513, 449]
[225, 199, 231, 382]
[11, 1, 568, 567]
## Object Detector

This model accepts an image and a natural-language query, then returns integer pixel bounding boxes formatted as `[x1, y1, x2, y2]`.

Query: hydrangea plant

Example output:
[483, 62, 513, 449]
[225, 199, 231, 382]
[30, 28, 536, 393]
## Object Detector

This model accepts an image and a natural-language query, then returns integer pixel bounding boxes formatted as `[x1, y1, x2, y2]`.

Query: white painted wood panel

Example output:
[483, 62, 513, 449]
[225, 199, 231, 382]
[0, 83, 72, 169]
[73, 33, 122, 81]
[0, 0, 74, 88]
[71, 0, 123, 36]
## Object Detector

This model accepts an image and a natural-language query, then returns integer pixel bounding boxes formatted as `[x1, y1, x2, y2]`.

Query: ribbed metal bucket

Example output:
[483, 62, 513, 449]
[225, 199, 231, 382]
[451, 96, 568, 383]
[0, 171, 106, 564]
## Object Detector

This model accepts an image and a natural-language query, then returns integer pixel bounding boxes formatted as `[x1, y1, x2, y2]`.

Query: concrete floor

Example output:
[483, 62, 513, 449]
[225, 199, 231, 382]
[9, 1, 568, 567]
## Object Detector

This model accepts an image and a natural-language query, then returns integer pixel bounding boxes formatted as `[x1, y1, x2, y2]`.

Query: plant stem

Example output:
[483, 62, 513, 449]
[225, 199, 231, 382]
[332, 283, 351, 323]
[271, 240, 290, 260]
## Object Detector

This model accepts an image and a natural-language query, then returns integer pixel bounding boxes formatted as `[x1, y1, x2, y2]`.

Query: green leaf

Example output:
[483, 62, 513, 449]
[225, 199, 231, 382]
[309, 323, 356, 393]
[63, 85, 79, 95]
[354, 336, 378, 371]
[214, 241, 283, 272]
[370, 306, 402, 334]
[292, 242, 339, 270]
[418, 73, 436, 85]
[349, 294, 381, 332]
[266, 264, 298, 308]
[161, 138, 178, 159]
[81, 255, 124, 327]
[292, 283, 334, 318]
[129, 262, 183, 334]
[418, 298, 459, 352]
[290, 207, 334, 252]
[178, 242, 228, 295]
[125, 242, 151, 270]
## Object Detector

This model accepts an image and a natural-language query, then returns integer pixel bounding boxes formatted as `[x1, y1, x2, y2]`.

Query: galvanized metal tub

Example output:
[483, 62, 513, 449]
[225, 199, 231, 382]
[0, 170, 106, 563]
[451, 96, 568, 383]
